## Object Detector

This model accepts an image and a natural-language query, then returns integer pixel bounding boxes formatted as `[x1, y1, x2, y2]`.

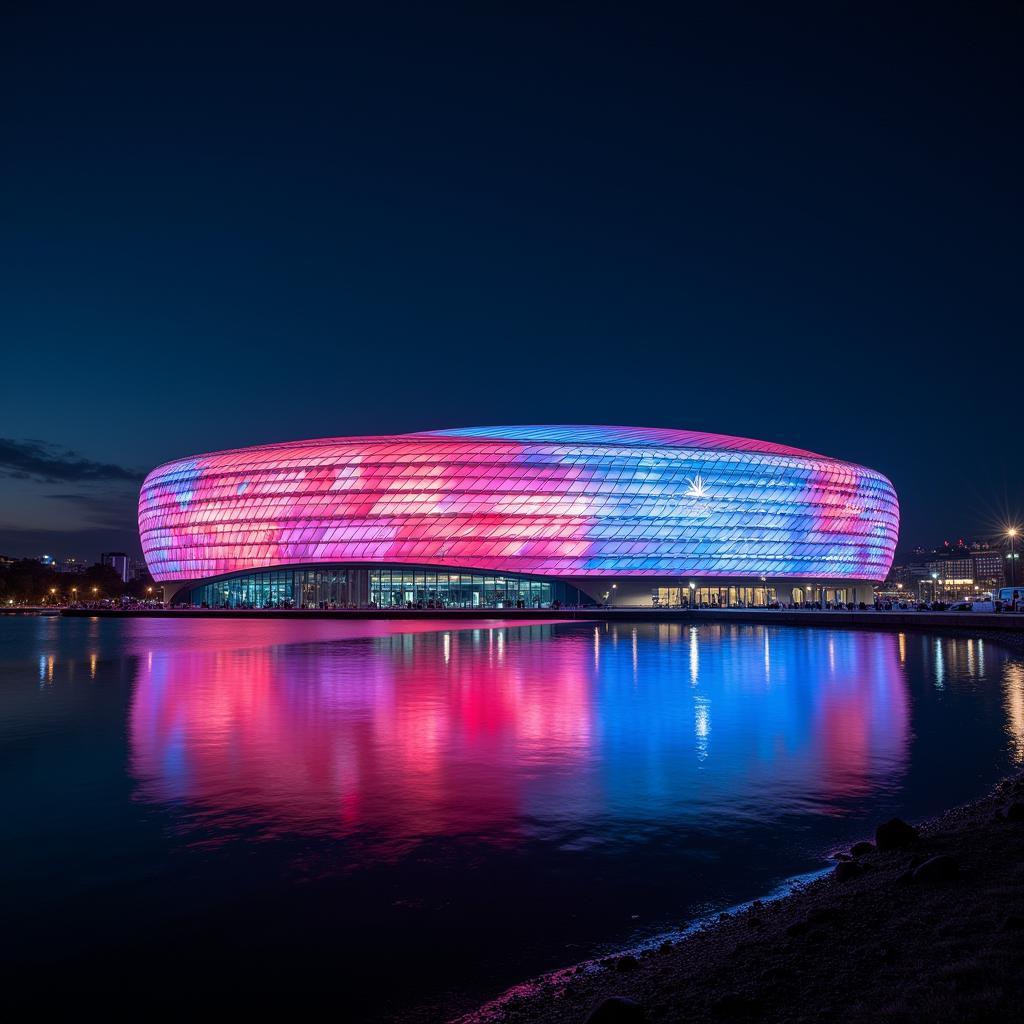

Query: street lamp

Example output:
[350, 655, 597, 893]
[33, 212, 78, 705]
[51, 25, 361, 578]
[1008, 528, 1019, 588]
[930, 571, 939, 603]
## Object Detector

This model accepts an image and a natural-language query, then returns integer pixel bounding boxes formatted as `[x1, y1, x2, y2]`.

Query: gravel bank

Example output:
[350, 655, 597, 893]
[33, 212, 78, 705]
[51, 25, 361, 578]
[452, 775, 1024, 1024]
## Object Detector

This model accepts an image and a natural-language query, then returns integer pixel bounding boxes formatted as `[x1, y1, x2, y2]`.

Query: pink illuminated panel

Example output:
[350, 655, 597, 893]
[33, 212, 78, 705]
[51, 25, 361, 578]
[138, 425, 899, 583]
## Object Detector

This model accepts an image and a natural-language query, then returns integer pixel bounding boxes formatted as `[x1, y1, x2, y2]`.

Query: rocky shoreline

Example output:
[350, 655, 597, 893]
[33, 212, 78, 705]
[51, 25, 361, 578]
[452, 776, 1024, 1024]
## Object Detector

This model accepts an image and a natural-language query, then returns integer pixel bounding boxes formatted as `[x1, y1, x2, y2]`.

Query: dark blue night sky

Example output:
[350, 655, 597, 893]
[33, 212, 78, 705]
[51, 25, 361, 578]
[1, 6, 1021, 557]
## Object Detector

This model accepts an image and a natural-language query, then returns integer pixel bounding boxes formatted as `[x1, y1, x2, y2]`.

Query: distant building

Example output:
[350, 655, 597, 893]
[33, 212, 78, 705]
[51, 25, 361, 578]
[972, 550, 1005, 591]
[101, 552, 133, 583]
[925, 557, 975, 601]
[885, 562, 924, 589]
[888, 538, 1010, 601]
[57, 556, 90, 575]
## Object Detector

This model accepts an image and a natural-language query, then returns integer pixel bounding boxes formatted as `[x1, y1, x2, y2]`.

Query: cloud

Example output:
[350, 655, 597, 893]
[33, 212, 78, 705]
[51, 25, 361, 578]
[45, 492, 139, 529]
[0, 438, 140, 483]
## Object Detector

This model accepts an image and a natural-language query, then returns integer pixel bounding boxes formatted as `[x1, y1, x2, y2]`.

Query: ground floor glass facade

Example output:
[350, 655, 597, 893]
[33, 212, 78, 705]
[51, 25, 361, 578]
[185, 568, 359, 609]
[655, 585, 775, 608]
[179, 568, 865, 610]
[653, 585, 856, 608]
[180, 566, 589, 609]
[367, 568, 587, 608]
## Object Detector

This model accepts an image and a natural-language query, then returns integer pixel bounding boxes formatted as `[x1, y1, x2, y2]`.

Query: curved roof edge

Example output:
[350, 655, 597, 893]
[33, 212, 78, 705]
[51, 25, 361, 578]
[142, 424, 848, 481]
[410, 424, 823, 458]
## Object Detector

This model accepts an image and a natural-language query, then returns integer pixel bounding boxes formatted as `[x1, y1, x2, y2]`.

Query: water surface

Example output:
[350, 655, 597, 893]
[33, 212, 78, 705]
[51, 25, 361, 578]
[1, 617, 1022, 1018]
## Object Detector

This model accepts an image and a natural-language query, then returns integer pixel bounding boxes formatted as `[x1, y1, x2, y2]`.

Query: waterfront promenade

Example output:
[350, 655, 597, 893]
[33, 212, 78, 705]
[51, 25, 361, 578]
[55, 604, 1024, 638]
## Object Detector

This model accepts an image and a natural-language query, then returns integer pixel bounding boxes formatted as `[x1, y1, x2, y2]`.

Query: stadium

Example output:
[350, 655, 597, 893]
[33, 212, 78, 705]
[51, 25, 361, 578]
[138, 425, 899, 608]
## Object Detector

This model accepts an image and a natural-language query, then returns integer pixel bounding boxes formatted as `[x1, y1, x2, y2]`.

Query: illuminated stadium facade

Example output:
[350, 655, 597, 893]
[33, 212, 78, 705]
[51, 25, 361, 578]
[139, 425, 899, 608]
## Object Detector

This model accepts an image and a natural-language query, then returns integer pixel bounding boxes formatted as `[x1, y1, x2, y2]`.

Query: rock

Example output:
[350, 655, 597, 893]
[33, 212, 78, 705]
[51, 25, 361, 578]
[851, 841, 875, 857]
[584, 996, 645, 1023]
[615, 954, 640, 972]
[785, 920, 809, 937]
[1006, 802, 1024, 822]
[832, 851, 852, 861]
[911, 854, 959, 883]
[658, 939, 673, 953]
[1002, 914, 1024, 931]
[875, 817, 919, 850]
[834, 861, 862, 882]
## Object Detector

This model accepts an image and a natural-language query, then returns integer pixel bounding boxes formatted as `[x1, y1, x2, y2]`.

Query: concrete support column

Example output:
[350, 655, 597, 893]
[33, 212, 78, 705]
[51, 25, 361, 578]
[162, 581, 189, 605]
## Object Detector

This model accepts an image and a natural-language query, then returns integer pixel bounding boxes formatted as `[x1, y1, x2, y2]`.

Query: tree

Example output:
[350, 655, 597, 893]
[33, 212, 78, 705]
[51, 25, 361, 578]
[0, 559, 58, 603]
[79, 563, 126, 598]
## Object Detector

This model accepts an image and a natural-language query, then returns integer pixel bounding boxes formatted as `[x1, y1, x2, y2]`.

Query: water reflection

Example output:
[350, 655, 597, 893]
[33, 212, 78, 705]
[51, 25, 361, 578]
[6, 616, 1024, 1019]
[1004, 662, 1024, 763]
[127, 621, 910, 853]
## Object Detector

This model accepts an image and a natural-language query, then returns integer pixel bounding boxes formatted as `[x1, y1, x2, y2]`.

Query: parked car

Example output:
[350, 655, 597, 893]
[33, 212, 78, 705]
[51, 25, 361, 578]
[947, 599, 995, 612]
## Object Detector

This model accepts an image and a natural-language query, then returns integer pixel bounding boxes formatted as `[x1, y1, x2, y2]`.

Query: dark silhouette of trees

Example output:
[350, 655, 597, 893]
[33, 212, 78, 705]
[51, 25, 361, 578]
[0, 558, 136, 603]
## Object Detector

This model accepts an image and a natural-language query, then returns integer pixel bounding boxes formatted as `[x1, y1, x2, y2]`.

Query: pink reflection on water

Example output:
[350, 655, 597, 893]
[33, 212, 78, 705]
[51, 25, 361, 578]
[808, 633, 910, 805]
[128, 621, 911, 854]
[128, 620, 594, 853]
